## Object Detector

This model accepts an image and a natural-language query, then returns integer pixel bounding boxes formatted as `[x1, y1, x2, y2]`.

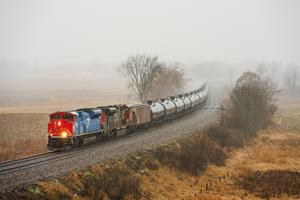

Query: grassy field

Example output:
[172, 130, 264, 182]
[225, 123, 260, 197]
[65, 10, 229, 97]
[189, 128, 300, 200]
[275, 95, 300, 131]
[0, 113, 49, 162]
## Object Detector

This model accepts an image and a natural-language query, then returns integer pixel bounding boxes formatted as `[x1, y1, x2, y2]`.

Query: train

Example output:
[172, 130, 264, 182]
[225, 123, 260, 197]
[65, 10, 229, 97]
[47, 83, 208, 151]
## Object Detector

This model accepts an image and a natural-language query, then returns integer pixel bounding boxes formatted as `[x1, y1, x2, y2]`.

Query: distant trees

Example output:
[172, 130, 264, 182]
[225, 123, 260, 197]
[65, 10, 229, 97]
[284, 63, 299, 95]
[255, 62, 279, 81]
[224, 71, 278, 134]
[119, 54, 162, 103]
[149, 63, 185, 99]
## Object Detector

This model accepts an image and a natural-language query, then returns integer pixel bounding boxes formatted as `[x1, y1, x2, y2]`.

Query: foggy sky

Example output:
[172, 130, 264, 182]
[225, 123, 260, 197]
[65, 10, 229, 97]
[1, 0, 299, 65]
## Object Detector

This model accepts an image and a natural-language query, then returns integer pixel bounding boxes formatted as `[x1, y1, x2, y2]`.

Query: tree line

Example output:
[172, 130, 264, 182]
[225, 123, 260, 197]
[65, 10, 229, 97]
[255, 62, 299, 96]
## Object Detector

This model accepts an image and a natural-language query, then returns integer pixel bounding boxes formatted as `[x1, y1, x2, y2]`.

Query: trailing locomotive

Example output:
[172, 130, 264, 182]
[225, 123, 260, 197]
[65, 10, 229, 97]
[47, 83, 208, 151]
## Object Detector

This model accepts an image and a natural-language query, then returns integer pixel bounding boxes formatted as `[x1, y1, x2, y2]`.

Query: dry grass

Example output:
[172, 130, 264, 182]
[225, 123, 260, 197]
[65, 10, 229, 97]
[14, 162, 142, 200]
[238, 170, 300, 198]
[139, 128, 300, 200]
[153, 131, 226, 175]
[0, 113, 49, 162]
[275, 95, 300, 131]
[204, 125, 245, 148]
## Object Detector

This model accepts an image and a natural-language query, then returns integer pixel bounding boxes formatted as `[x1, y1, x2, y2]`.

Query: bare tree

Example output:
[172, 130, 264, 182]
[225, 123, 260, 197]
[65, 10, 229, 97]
[225, 71, 278, 134]
[119, 54, 162, 103]
[284, 63, 299, 94]
[149, 63, 186, 99]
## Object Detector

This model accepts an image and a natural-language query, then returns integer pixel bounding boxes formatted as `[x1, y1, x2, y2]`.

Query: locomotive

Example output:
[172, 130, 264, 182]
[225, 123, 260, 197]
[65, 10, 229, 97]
[47, 83, 208, 150]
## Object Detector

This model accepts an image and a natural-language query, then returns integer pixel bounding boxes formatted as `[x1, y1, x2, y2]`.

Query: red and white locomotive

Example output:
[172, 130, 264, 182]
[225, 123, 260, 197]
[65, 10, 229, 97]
[48, 83, 208, 150]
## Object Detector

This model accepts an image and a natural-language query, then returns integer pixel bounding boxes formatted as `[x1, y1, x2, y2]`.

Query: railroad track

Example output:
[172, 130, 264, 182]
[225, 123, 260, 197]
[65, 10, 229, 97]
[0, 104, 209, 176]
[0, 82, 223, 192]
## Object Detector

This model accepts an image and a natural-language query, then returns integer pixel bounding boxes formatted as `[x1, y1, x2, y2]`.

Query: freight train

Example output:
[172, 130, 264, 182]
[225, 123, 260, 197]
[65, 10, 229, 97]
[47, 83, 208, 151]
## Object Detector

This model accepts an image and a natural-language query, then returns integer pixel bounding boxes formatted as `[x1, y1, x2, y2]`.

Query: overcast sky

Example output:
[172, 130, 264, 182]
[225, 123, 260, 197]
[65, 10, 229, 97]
[0, 0, 299, 65]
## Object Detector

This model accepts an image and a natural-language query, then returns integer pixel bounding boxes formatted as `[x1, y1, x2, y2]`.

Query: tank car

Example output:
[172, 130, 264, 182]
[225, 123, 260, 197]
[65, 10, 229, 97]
[159, 99, 176, 119]
[181, 95, 192, 111]
[148, 101, 165, 121]
[172, 97, 185, 113]
[189, 93, 201, 108]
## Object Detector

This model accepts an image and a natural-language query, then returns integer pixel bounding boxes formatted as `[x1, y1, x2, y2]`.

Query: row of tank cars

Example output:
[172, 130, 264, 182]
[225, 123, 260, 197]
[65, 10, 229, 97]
[47, 83, 208, 151]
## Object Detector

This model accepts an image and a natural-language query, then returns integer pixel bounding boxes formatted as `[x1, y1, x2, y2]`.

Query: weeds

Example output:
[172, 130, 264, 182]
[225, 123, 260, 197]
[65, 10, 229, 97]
[237, 170, 300, 198]
[82, 163, 141, 200]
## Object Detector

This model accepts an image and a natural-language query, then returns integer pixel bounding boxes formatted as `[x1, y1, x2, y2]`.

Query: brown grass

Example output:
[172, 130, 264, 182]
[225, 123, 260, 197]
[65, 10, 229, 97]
[15, 162, 142, 200]
[238, 170, 300, 198]
[275, 95, 300, 131]
[139, 128, 300, 200]
[153, 131, 226, 175]
[204, 125, 245, 148]
[0, 113, 49, 162]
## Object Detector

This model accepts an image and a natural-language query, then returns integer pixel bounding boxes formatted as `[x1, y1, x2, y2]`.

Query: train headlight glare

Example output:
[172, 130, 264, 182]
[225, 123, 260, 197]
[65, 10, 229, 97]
[61, 131, 67, 138]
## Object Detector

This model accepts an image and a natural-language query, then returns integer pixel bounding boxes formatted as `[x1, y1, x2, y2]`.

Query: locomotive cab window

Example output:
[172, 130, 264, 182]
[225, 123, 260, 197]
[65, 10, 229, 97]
[62, 113, 73, 120]
[50, 113, 60, 120]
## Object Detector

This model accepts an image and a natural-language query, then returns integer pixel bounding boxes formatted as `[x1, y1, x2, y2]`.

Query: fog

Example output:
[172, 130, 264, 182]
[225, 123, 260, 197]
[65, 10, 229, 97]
[0, 0, 299, 108]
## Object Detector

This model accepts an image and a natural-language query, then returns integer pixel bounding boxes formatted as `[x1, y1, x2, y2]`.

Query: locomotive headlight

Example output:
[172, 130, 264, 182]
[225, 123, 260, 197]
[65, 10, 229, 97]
[61, 131, 68, 138]
[58, 121, 61, 126]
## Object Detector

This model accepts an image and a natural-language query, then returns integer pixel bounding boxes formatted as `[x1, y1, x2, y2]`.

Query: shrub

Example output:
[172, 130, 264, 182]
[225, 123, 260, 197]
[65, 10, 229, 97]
[204, 125, 244, 148]
[225, 72, 278, 135]
[154, 131, 226, 175]
[124, 151, 159, 171]
[81, 163, 141, 200]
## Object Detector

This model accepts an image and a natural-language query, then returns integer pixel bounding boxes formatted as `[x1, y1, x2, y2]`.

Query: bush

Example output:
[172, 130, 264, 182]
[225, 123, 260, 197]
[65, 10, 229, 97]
[225, 72, 278, 135]
[154, 131, 226, 175]
[204, 125, 244, 148]
[81, 163, 141, 200]
[124, 151, 159, 171]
